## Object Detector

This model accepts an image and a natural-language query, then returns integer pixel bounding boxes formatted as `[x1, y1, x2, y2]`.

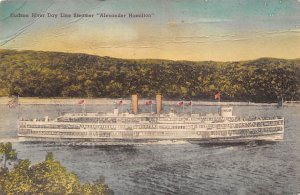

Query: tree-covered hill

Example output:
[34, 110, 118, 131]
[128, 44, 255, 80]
[0, 49, 299, 102]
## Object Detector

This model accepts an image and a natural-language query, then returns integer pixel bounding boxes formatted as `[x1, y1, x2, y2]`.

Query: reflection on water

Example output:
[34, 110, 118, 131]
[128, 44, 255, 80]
[0, 104, 300, 194]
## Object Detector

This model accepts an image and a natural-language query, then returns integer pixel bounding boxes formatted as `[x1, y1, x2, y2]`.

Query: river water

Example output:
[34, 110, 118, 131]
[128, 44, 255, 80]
[0, 104, 299, 194]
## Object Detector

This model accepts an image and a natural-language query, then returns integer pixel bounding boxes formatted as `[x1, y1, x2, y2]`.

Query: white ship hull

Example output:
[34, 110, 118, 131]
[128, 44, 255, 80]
[17, 134, 283, 146]
[18, 107, 285, 145]
[18, 127, 284, 145]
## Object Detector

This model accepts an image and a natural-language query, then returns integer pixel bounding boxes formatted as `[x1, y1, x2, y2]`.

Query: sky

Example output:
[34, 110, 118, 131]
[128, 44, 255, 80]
[0, 0, 299, 61]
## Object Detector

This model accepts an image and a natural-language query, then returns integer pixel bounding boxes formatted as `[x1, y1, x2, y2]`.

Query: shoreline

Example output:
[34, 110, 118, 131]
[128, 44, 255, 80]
[0, 97, 298, 106]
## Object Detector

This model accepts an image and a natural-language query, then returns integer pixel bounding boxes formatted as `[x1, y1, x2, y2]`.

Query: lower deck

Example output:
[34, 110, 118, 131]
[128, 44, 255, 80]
[18, 132, 284, 145]
[18, 125, 284, 143]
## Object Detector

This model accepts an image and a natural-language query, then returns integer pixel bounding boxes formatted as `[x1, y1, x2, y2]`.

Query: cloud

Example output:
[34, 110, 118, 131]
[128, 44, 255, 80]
[187, 18, 231, 24]
[175, 35, 210, 39]
[266, 29, 300, 34]
[167, 18, 231, 26]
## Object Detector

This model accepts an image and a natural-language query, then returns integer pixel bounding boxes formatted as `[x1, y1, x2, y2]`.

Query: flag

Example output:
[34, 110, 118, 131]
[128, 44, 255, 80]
[115, 100, 123, 105]
[7, 96, 19, 108]
[214, 92, 221, 100]
[177, 101, 184, 106]
[186, 101, 192, 106]
[145, 100, 152, 105]
[78, 99, 85, 105]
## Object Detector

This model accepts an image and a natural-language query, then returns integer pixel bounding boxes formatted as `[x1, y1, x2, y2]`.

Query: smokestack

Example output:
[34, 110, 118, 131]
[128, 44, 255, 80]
[131, 94, 138, 114]
[156, 94, 162, 114]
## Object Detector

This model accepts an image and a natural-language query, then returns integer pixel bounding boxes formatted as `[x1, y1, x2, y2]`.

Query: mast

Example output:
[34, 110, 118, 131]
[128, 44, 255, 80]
[17, 95, 20, 120]
[84, 101, 86, 113]
[121, 99, 124, 113]
[214, 92, 221, 114]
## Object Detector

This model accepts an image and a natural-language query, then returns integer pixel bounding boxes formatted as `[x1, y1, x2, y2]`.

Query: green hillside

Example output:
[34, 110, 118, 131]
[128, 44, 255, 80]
[0, 49, 299, 102]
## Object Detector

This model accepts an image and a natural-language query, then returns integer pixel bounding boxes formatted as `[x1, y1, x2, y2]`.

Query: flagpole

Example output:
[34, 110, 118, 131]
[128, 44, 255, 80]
[219, 93, 221, 115]
[190, 101, 192, 116]
[121, 100, 123, 113]
[84, 100, 86, 113]
[17, 95, 20, 120]
[214, 92, 221, 114]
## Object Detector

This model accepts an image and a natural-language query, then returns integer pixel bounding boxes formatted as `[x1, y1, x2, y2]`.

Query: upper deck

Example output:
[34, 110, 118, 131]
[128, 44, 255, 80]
[19, 111, 283, 125]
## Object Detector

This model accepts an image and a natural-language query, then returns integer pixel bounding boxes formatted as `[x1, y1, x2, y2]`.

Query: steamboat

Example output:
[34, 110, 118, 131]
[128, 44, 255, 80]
[18, 95, 284, 145]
